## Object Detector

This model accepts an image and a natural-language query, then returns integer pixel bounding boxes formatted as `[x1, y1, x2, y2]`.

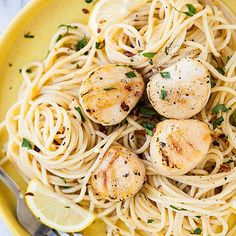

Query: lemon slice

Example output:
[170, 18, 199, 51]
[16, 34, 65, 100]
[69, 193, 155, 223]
[89, 0, 148, 40]
[25, 179, 95, 233]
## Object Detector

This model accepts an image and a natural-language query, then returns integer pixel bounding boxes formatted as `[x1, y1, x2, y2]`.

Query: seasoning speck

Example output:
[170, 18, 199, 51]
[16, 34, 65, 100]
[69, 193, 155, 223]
[24, 32, 34, 38]
[82, 8, 90, 14]
[121, 101, 129, 111]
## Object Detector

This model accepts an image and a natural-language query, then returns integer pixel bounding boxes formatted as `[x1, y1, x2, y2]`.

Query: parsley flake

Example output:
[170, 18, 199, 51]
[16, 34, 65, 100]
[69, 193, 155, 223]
[75, 107, 86, 123]
[231, 110, 236, 126]
[143, 122, 155, 136]
[149, 59, 154, 65]
[160, 89, 167, 100]
[174, 4, 196, 17]
[216, 67, 225, 75]
[125, 71, 136, 78]
[160, 72, 171, 79]
[184, 4, 197, 16]
[147, 219, 154, 224]
[212, 104, 230, 114]
[58, 176, 66, 184]
[59, 24, 78, 34]
[225, 158, 234, 164]
[210, 78, 216, 88]
[139, 107, 158, 117]
[170, 205, 187, 211]
[56, 34, 63, 42]
[143, 52, 156, 59]
[213, 116, 224, 130]
[227, 55, 232, 62]
[96, 42, 101, 49]
[22, 138, 32, 150]
[76, 36, 88, 51]
[191, 228, 202, 235]
[95, 41, 105, 49]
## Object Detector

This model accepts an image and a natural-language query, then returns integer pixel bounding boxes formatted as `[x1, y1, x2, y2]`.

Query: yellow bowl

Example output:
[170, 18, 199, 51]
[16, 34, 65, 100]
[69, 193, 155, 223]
[0, 0, 235, 235]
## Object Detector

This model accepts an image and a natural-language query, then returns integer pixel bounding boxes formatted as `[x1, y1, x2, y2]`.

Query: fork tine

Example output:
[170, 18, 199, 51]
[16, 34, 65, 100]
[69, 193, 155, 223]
[48, 231, 83, 236]
[57, 232, 83, 236]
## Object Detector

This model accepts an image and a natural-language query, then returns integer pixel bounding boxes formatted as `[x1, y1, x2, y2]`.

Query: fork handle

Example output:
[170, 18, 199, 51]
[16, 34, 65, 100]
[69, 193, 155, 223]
[0, 167, 21, 197]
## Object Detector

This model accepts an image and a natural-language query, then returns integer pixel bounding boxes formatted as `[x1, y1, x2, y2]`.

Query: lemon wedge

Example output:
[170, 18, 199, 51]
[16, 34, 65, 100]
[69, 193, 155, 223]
[25, 179, 95, 233]
[89, 0, 148, 40]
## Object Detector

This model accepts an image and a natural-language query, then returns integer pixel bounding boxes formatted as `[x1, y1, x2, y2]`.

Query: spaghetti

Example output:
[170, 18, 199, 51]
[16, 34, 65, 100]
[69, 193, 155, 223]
[1, 0, 236, 235]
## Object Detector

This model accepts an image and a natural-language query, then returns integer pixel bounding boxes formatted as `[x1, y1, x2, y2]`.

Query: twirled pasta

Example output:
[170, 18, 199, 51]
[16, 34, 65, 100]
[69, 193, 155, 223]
[1, 0, 236, 235]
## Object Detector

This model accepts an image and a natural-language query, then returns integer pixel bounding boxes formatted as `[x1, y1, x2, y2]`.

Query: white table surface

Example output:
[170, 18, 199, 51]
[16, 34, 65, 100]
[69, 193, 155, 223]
[0, 1, 29, 235]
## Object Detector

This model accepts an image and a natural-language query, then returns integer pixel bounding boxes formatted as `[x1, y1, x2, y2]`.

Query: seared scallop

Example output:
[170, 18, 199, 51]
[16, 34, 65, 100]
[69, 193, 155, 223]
[91, 145, 146, 200]
[80, 64, 144, 126]
[147, 58, 211, 119]
[150, 119, 211, 176]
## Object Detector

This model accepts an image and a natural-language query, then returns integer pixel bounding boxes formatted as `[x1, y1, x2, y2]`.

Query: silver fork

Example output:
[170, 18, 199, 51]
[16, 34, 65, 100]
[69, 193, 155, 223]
[0, 167, 82, 236]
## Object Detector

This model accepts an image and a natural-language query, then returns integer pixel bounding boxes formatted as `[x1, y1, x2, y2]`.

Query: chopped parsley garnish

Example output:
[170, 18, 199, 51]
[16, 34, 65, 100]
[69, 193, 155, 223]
[58, 176, 66, 184]
[22, 138, 32, 150]
[170, 205, 187, 211]
[160, 89, 167, 100]
[212, 104, 230, 114]
[75, 106, 86, 122]
[216, 67, 225, 75]
[210, 78, 216, 88]
[149, 59, 154, 65]
[139, 107, 158, 117]
[225, 158, 234, 164]
[24, 32, 34, 38]
[231, 110, 236, 126]
[56, 34, 63, 42]
[147, 219, 154, 223]
[165, 46, 170, 55]
[59, 24, 78, 34]
[213, 116, 224, 130]
[95, 42, 101, 49]
[64, 206, 70, 208]
[227, 55, 232, 62]
[174, 4, 196, 17]
[125, 71, 136, 78]
[160, 72, 171, 79]
[95, 41, 105, 49]
[143, 122, 155, 136]
[195, 215, 201, 219]
[76, 36, 88, 51]
[26, 69, 32, 73]
[184, 4, 197, 16]
[63, 186, 73, 189]
[104, 87, 117, 91]
[85, 0, 93, 3]
[59, 24, 78, 29]
[191, 228, 202, 235]
[143, 52, 156, 59]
